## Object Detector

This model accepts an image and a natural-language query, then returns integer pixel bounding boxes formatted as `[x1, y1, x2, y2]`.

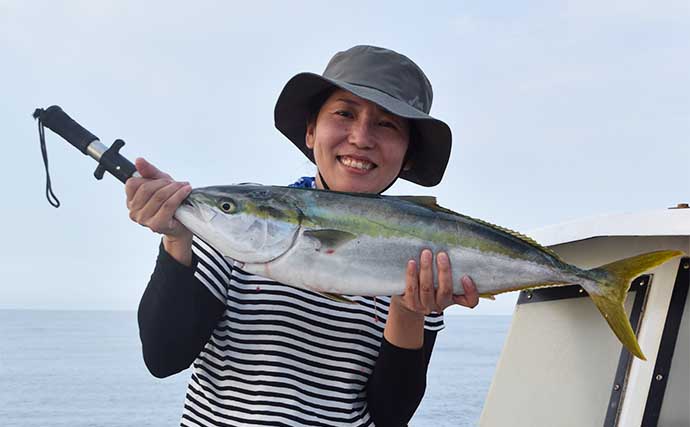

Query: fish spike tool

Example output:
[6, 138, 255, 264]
[33, 105, 139, 206]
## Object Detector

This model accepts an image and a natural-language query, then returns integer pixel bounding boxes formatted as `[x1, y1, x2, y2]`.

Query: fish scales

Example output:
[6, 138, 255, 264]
[300, 188, 559, 264]
[286, 194, 540, 294]
[174, 184, 683, 360]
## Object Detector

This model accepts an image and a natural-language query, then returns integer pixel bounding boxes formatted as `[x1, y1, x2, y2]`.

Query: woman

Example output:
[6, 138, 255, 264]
[127, 45, 479, 426]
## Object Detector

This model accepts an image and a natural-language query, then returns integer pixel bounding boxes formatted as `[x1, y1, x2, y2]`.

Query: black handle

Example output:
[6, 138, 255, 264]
[33, 106, 99, 155]
[33, 105, 138, 185]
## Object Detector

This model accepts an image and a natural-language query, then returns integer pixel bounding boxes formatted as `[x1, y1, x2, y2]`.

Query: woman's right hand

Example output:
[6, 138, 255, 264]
[125, 158, 194, 264]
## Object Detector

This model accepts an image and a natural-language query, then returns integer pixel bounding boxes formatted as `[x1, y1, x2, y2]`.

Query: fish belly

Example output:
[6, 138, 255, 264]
[247, 234, 412, 295]
[246, 233, 571, 297]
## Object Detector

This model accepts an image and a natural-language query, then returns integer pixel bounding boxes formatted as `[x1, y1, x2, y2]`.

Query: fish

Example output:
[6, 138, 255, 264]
[174, 184, 683, 360]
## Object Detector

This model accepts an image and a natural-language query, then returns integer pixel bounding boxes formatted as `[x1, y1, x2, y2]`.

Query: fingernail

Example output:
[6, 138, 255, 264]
[438, 252, 449, 265]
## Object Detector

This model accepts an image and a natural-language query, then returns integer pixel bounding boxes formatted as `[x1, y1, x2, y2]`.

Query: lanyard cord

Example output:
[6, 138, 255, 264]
[35, 109, 60, 208]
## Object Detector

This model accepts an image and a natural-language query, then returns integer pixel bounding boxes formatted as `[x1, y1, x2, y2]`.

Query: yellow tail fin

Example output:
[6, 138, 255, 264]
[586, 250, 684, 360]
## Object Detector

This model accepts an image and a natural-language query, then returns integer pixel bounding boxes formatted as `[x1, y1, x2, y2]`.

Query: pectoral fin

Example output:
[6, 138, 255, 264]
[319, 292, 355, 304]
[303, 229, 357, 252]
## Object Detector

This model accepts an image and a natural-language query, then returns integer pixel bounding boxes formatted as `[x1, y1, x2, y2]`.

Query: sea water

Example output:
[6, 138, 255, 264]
[0, 310, 510, 426]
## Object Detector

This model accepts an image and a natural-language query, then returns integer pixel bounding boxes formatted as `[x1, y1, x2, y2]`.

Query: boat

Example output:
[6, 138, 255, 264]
[480, 205, 690, 427]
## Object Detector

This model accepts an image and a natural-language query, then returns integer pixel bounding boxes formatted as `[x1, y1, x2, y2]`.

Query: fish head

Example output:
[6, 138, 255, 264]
[175, 185, 302, 263]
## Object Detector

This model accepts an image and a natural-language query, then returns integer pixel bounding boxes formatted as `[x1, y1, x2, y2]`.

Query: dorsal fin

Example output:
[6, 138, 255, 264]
[467, 215, 563, 259]
[395, 195, 563, 260]
[393, 196, 438, 208]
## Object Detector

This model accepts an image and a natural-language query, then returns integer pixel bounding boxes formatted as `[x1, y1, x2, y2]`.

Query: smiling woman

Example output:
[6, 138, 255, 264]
[126, 45, 479, 426]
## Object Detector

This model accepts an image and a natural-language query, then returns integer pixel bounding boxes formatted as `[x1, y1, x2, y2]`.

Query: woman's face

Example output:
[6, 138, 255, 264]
[306, 89, 410, 193]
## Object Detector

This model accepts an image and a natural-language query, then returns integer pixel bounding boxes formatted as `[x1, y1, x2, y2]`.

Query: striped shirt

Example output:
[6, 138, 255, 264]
[139, 177, 444, 426]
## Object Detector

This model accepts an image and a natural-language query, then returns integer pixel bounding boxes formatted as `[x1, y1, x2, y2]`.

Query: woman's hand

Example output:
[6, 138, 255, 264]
[384, 249, 479, 349]
[396, 249, 479, 315]
[125, 158, 194, 265]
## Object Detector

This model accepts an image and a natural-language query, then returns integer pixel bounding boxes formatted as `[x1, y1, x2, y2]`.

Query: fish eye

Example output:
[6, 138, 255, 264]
[218, 199, 237, 214]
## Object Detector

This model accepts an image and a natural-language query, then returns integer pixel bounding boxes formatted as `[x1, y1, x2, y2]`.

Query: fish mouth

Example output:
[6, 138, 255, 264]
[337, 155, 377, 172]
[182, 189, 212, 208]
[177, 195, 218, 223]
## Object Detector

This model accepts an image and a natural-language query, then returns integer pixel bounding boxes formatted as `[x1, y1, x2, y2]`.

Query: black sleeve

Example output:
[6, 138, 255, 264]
[137, 242, 225, 378]
[367, 328, 438, 427]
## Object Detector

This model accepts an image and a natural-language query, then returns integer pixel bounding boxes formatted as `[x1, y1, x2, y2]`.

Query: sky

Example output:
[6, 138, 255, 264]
[2, 0, 689, 315]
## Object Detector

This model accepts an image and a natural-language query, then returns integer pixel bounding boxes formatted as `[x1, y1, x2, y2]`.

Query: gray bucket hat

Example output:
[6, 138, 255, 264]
[274, 45, 452, 187]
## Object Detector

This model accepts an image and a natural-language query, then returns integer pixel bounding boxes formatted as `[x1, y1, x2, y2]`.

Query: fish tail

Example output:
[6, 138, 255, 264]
[584, 250, 684, 360]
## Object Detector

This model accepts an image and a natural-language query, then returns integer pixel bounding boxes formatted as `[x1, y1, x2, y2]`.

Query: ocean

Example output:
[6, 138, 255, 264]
[0, 310, 510, 426]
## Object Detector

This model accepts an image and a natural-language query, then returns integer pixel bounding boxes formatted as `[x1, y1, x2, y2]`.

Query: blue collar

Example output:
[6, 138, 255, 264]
[288, 176, 316, 189]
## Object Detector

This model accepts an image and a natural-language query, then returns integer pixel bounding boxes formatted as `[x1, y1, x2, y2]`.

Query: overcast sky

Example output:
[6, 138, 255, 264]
[2, 1, 689, 315]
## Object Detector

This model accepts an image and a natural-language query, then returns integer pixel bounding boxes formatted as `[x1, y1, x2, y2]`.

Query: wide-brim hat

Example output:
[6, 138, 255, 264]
[274, 45, 452, 187]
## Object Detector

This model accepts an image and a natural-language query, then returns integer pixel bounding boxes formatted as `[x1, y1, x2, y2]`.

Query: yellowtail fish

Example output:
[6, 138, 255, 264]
[175, 184, 684, 360]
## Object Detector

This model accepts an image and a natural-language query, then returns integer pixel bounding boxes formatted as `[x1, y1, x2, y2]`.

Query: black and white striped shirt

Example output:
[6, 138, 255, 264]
[180, 237, 444, 426]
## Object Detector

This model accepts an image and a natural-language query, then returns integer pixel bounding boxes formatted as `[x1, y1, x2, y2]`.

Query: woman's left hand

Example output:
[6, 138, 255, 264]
[393, 249, 479, 315]
[385, 249, 479, 349]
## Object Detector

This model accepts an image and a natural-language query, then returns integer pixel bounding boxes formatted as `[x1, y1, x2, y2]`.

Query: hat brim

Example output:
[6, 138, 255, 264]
[274, 72, 451, 187]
